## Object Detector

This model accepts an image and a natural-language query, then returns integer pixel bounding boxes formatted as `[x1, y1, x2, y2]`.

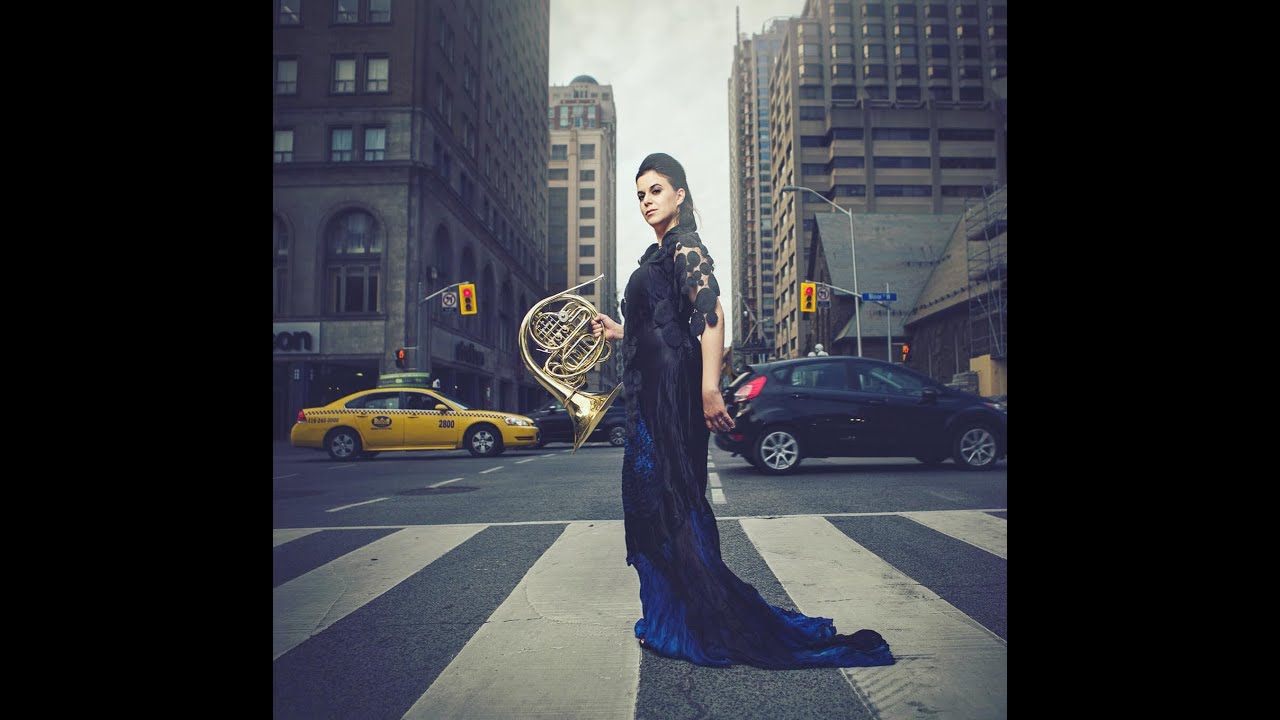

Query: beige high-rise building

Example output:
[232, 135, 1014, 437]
[747, 0, 1007, 360]
[547, 76, 620, 394]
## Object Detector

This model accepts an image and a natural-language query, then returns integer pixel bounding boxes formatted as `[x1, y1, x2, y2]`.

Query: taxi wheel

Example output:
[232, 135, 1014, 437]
[608, 426, 626, 447]
[325, 428, 362, 460]
[465, 424, 503, 458]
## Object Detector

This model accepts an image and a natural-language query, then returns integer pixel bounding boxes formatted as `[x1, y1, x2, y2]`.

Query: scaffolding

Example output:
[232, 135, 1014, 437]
[965, 185, 1008, 359]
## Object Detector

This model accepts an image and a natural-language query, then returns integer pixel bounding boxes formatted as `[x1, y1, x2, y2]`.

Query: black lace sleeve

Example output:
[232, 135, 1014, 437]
[673, 235, 721, 337]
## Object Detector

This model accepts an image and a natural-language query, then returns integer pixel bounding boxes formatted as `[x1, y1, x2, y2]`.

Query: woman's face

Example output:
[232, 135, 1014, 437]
[636, 170, 685, 231]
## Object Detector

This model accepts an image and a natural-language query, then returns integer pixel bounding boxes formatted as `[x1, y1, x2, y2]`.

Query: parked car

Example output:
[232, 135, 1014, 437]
[714, 356, 1007, 474]
[526, 397, 627, 447]
[290, 388, 539, 460]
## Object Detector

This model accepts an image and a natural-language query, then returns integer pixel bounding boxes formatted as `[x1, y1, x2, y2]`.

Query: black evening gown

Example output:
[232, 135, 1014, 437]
[619, 224, 895, 669]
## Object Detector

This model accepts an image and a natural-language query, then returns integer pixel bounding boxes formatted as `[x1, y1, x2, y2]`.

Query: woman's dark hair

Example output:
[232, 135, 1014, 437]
[636, 152, 698, 232]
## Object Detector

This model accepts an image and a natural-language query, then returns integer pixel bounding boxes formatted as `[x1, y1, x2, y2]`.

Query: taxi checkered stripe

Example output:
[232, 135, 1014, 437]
[307, 409, 514, 419]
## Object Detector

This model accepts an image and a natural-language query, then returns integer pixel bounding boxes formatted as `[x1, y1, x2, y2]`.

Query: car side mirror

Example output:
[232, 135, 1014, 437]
[435, 404, 450, 412]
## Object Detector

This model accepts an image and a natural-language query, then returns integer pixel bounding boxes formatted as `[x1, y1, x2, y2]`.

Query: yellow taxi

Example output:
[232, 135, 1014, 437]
[290, 387, 540, 460]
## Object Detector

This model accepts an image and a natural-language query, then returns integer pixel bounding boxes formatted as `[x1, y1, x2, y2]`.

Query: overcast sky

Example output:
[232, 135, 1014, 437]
[549, 0, 804, 342]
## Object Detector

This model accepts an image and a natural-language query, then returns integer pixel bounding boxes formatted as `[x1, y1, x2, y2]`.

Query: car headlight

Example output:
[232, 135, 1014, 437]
[983, 401, 1006, 413]
[504, 417, 533, 426]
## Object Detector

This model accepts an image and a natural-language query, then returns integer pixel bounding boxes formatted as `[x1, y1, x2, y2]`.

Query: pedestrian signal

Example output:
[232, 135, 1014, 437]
[800, 282, 816, 312]
[901, 343, 911, 362]
[459, 283, 477, 315]
[395, 348, 408, 369]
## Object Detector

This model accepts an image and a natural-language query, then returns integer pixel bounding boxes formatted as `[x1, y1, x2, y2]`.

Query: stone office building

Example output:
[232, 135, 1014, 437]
[272, 0, 552, 439]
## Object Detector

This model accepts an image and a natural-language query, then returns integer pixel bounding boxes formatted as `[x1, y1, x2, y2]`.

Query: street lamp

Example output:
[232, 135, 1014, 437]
[779, 185, 862, 357]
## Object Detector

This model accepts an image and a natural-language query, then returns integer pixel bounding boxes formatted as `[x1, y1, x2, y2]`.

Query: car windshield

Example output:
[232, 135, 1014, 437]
[431, 391, 471, 410]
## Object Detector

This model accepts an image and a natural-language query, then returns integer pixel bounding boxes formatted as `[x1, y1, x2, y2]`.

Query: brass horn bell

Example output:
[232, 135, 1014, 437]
[518, 274, 623, 453]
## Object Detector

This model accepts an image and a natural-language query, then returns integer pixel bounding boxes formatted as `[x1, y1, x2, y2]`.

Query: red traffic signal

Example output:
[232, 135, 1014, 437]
[901, 343, 910, 362]
[395, 348, 408, 369]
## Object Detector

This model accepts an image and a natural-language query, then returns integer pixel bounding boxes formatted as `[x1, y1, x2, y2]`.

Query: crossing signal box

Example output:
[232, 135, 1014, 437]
[800, 282, 816, 312]
[395, 348, 408, 369]
[901, 343, 911, 362]
[459, 283, 477, 315]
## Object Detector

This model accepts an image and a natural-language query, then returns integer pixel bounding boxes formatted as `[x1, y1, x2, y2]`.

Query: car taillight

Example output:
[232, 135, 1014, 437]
[734, 375, 767, 402]
[296, 410, 306, 423]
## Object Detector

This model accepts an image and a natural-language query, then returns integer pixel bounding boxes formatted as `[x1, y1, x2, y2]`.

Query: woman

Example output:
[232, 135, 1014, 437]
[591, 153, 894, 669]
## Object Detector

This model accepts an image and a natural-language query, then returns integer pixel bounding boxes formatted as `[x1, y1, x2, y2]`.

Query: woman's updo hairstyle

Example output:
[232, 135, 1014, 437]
[636, 152, 698, 232]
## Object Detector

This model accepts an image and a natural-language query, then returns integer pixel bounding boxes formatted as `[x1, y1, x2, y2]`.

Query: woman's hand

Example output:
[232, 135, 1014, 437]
[592, 313, 624, 341]
[703, 388, 736, 433]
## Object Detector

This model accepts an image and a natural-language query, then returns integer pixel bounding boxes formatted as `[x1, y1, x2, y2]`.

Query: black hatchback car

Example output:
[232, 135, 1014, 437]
[714, 356, 1006, 474]
[526, 397, 628, 448]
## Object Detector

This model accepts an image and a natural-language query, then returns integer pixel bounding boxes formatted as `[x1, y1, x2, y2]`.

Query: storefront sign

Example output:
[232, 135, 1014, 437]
[273, 322, 322, 354]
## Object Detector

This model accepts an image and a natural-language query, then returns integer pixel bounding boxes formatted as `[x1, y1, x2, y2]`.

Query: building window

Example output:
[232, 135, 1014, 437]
[960, 44, 982, 60]
[333, 58, 356, 93]
[580, 188, 595, 200]
[331, 128, 353, 162]
[925, 4, 947, 18]
[801, 63, 825, 79]
[862, 3, 884, 17]
[273, 130, 293, 163]
[828, 156, 866, 169]
[831, 44, 853, 59]
[931, 87, 952, 101]
[579, 207, 595, 219]
[335, 0, 359, 23]
[800, 106, 826, 120]
[862, 23, 884, 37]
[941, 157, 995, 169]
[942, 185, 986, 197]
[989, 5, 1008, 20]
[956, 24, 979, 39]
[876, 184, 931, 197]
[925, 23, 948, 38]
[896, 86, 921, 101]
[929, 43, 950, 59]
[928, 64, 951, 79]
[580, 244, 596, 257]
[955, 4, 978, 19]
[831, 3, 853, 18]
[327, 210, 383, 314]
[580, 144, 595, 160]
[831, 85, 857, 99]
[992, 45, 1008, 61]
[895, 23, 916, 38]
[366, 57, 389, 92]
[873, 127, 929, 140]
[579, 263, 595, 276]
[364, 127, 386, 161]
[959, 87, 984, 101]
[864, 44, 886, 59]
[551, 144, 568, 160]
[274, 216, 288, 314]
[830, 21, 852, 36]
[864, 64, 888, 78]
[549, 168, 568, 180]
[988, 25, 1007, 39]
[800, 86, 824, 99]
[893, 3, 915, 17]
[938, 127, 995, 141]
[370, 0, 391, 23]
[801, 43, 821, 58]
[436, 75, 453, 126]
[275, 59, 297, 95]
[802, 163, 827, 175]
[278, 0, 300, 24]
[897, 64, 919, 78]
[580, 169, 595, 181]
[579, 226, 595, 238]
[874, 156, 930, 168]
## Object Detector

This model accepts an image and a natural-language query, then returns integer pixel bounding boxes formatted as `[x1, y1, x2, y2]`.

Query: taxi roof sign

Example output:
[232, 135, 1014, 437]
[376, 372, 433, 388]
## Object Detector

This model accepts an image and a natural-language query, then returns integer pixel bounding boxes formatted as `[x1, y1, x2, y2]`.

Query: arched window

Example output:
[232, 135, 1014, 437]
[326, 210, 383, 314]
[432, 224, 453, 326]
[482, 264, 496, 343]
[274, 215, 289, 315]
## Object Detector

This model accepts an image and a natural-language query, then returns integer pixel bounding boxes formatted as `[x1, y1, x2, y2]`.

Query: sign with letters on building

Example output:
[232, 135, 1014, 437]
[273, 322, 321, 354]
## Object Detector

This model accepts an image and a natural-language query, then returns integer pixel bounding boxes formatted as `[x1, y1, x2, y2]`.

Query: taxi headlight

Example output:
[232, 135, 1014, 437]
[504, 417, 533, 426]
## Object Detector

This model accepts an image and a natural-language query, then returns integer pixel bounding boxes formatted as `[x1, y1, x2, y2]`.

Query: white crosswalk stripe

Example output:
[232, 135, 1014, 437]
[273, 510, 1007, 718]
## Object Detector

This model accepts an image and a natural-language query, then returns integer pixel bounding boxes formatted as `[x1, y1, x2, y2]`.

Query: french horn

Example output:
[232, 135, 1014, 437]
[519, 274, 624, 453]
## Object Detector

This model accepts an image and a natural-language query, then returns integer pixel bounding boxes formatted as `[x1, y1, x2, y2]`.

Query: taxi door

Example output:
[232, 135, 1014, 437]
[347, 391, 406, 449]
[403, 390, 463, 448]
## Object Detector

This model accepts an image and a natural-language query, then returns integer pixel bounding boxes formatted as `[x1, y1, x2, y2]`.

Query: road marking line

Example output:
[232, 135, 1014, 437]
[403, 523, 640, 720]
[428, 477, 463, 488]
[709, 472, 722, 488]
[273, 525, 484, 660]
[514, 458, 536, 464]
[740, 516, 1006, 720]
[902, 510, 1008, 559]
[273, 473, 299, 480]
[272, 529, 320, 547]
[710, 488, 727, 504]
[479, 466, 503, 474]
[541, 453, 557, 458]
[326, 464, 356, 470]
[325, 498, 388, 513]
[707, 462, 716, 468]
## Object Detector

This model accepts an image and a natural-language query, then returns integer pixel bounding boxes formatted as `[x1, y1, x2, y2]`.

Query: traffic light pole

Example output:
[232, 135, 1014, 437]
[410, 280, 473, 375]
[807, 279, 894, 362]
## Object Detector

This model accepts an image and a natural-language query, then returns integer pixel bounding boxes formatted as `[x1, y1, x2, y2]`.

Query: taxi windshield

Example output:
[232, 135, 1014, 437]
[431, 391, 471, 410]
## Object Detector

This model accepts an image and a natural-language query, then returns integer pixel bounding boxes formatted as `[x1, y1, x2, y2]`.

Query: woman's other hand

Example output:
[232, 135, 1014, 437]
[703, 388, 736, 433]
[592, 313, 624, 341]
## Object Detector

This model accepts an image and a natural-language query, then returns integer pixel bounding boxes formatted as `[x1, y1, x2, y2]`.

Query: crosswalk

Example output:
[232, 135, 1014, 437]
[273, 510, 1007, 720]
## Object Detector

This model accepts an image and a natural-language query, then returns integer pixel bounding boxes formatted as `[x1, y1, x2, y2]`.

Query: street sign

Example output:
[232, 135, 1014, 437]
[442, 291, 458, 311]
[816, 285, 831, 309]
[861, 292, 897, 302]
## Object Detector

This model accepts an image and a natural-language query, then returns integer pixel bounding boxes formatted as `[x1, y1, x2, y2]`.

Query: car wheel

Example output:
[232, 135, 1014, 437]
[609, 426, 626, 447]
[465, 424, 503, 458]
[914, 453, 947, 465]
[952, 422, 999, 471]
[325, 428, 362, 460]
[754, 427, 802, 475]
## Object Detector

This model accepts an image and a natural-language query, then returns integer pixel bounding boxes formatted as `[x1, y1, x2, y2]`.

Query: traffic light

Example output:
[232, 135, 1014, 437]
[800, 282, 816, 312]
[901, 343, 911, 363]
[458, 283, 477, 315]
[395, 348, 408, 369]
